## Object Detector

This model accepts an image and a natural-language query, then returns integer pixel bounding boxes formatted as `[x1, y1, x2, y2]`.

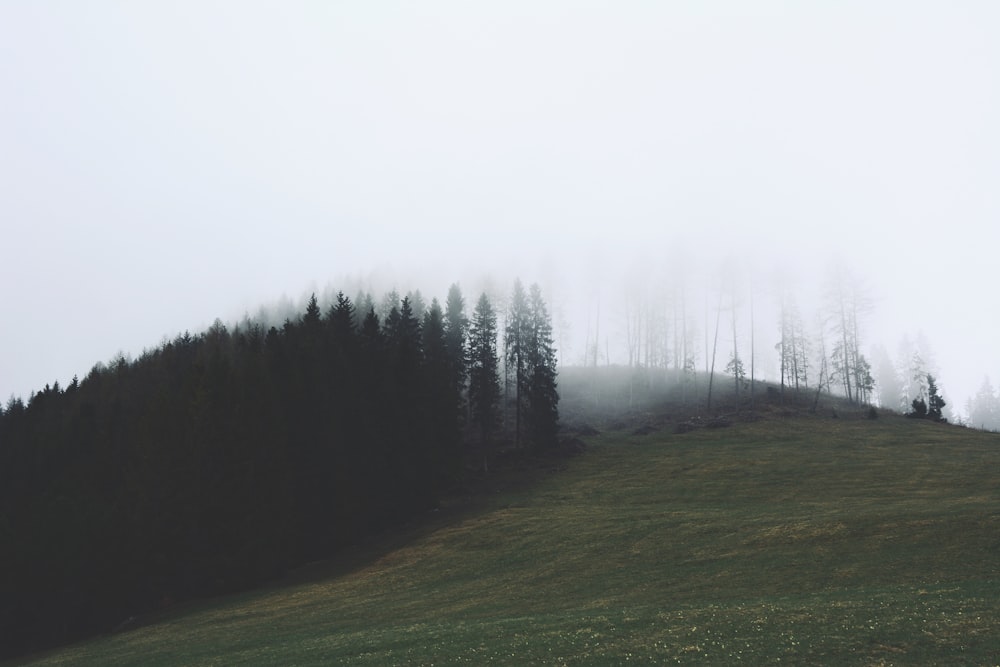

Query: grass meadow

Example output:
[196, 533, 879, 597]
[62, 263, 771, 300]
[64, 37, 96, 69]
[13, 410, 1000, 665]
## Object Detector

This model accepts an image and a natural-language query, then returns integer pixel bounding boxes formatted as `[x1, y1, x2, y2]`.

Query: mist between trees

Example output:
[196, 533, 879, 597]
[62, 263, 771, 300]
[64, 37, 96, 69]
[520, 256, 956, 422]
[0, 279, 559, 660]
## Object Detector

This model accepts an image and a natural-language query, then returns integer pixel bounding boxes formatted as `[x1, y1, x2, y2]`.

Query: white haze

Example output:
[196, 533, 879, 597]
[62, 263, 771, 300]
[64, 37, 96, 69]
[1, 2, 998, 416]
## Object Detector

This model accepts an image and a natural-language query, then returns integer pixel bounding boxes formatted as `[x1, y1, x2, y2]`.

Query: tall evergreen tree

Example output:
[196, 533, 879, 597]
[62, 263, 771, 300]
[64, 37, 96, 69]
[443, 283, 469, 422]
[422, 298, 461, 486]
[525, 283, 559, 449]
[386, 296, 425, 501]
[927, 374, 947, 422]
[379, 289, 401, 324]
[353, 291, 375, 328]
[824, 265, 871, 403]
[505, 280, 529, 447]
[406, 289, 427, 324]
[327, 291, 356, 342]
[390, 296, 422, 366]
[304, 293, 322, 328]
[359, 307, 381, 348]
[468, 293, 501, 450]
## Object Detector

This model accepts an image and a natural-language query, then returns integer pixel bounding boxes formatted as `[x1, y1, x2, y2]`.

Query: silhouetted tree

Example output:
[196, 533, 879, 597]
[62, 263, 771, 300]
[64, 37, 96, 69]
[505, 280, 529, 447]
[444, 283, 469, 423]
[469, 292, 501, 457]
[423, 298, 461, 486]
[927, 374, 946, 422]
[327, 291, 356, 342]
[406, 289, 427, 323]
[525, 283, 559, 449]
[304, 293, 322, 328]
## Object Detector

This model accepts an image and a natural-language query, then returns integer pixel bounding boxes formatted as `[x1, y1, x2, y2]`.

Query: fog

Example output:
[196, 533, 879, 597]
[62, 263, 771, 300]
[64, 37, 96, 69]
[2, 3, 998, 416]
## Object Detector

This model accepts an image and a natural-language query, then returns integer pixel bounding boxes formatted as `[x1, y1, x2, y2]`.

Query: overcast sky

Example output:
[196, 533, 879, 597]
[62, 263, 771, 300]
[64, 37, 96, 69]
[2, 2, 998, 414]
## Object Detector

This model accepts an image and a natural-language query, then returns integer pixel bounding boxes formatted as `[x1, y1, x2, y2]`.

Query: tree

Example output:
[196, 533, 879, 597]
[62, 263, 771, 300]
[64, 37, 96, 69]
[706, 288, 723, 410]
[927, 374, 946, 422]
[422, 298, 462, 486]
[909, 349, 928, 407]
[353, 291, 375, 328]
[327, 291, 356, 342]
[854, 354, 875, 405]
[824, 264, 871, 403]
[505, 280, 529, 447]
[725, 354, 747, 391]
[525, 283, 559, 449]
[378, 288, 400, 324]
[812, 314, 833, 413]
[303, 293, 322, 328]
[468, 293, 501, 459]
[443, 284, 469, 423]
[776, 293, 809, 395]
[907, 373, 944, 422]
[729, 272, 741, 402]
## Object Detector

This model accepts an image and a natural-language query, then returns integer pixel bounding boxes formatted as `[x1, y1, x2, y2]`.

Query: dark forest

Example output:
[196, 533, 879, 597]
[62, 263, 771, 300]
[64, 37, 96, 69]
[0, 282, 559, 659]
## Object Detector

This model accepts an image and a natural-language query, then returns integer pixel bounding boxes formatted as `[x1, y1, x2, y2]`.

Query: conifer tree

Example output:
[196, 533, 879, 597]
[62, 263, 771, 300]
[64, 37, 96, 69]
[360, 307, 381, 348]
[406, 289, 427, 323]
[304, 293, 322, 328]
[444, 283, 469, 421]
[927, 374, 946, 422]
[525, 283, 559, 448]
[327, 291, 356, 342]
[468, 292, 501, 449]
[422, 298, 461, 485]
[505, 280, 529, 447]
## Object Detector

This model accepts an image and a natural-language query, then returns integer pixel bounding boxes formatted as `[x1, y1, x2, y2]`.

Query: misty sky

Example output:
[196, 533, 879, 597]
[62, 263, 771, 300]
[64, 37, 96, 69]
[2, 2, 998, 414]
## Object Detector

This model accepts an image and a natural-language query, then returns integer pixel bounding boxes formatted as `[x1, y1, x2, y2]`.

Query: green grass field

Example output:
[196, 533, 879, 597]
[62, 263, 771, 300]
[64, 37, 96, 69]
[14, 411, 1000, 665]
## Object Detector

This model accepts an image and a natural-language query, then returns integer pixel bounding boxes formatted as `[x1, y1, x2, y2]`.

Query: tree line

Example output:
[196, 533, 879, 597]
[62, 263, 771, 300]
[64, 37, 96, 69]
[0, 280, 559, 659]
[580, 261, 883, 411]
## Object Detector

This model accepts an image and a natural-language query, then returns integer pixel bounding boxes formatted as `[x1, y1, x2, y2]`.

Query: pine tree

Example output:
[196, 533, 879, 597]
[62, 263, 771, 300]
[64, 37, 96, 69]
[505, 280, 529, 447]
[304, 293, 322, 328]
[927, 374, 946, 422]
[443, 283, 469, 423]
[525, 283, 559, 449]
[327, 291, 356, 342]
[406, 289, 427, 323]
[468, 293, 501, 449]
[422, 298, 461, 486]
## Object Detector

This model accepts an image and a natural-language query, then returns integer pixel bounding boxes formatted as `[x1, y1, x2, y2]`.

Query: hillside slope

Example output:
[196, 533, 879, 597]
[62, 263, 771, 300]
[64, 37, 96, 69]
[16, 413, 1000, 666]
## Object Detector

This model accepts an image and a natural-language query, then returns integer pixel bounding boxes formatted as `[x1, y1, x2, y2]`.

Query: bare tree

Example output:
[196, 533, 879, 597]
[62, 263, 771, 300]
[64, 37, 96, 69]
[824, 263, 872, 403]
[706, 288, 724, 411]
[813, 314, 832, 413]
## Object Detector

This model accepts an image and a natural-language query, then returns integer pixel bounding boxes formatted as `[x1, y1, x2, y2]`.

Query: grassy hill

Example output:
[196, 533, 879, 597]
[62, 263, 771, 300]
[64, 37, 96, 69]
[13, 404, 1000, 665]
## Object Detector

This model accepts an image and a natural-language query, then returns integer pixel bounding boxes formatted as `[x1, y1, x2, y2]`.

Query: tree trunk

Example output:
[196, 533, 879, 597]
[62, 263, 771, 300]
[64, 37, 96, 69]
[706, 290, 723, 411]
[749, 279, 755, 410]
